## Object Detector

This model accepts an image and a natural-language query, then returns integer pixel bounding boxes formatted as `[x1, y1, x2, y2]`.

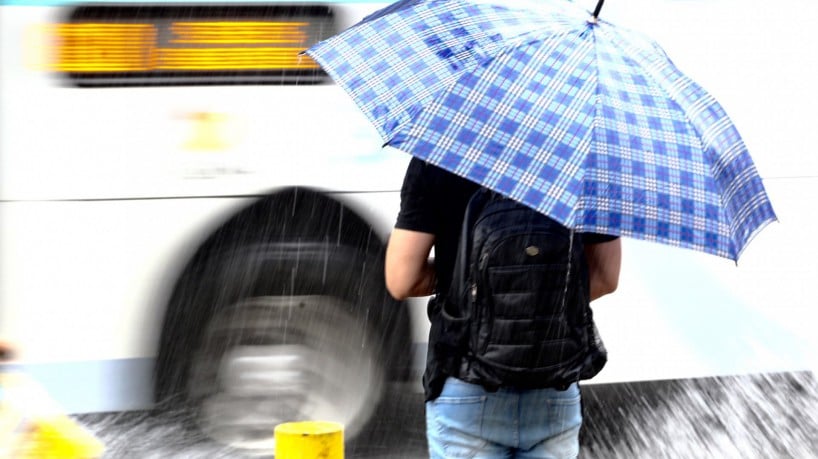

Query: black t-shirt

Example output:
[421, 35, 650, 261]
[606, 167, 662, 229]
[396, 158, 617, 293]
[395, 158, 480, 294]
[395, 157, 618, 400]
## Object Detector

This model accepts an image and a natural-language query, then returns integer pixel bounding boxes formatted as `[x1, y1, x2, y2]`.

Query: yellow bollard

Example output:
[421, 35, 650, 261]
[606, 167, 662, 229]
[274, 421, 344, 459]
[1, 373, 104, 458]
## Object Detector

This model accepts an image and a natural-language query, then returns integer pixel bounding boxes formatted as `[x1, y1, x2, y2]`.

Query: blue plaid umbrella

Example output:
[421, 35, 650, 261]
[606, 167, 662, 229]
[305, 0, 776, 260]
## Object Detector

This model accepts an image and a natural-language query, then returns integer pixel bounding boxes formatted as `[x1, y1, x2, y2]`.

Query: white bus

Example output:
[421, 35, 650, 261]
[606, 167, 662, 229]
[1, 0, 816, 454]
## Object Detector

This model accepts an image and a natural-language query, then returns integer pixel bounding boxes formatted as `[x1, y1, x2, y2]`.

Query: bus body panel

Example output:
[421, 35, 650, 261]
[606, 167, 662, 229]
[1, 0, 817, 416]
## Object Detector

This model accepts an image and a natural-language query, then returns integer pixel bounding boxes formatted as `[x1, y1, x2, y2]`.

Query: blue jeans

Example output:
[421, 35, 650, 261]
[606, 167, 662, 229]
[426, 377, 582, 459]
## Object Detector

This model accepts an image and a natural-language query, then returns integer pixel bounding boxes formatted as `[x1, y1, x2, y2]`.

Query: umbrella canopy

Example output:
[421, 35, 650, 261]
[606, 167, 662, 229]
[305, 0, 777, 260]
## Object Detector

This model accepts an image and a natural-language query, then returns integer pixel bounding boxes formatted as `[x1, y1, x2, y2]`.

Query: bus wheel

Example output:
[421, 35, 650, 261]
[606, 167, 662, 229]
[186, 294, 384, 452]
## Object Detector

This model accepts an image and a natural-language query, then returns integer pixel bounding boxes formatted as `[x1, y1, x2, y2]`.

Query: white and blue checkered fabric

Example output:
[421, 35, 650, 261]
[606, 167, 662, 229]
[306, 0, 777, 260]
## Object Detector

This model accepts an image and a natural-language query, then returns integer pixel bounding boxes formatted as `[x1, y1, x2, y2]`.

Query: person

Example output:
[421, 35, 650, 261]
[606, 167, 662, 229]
[385, 158, 622, 459]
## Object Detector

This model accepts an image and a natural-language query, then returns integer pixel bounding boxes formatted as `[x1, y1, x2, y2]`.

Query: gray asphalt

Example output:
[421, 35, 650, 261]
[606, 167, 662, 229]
[77, 372, 818, 458]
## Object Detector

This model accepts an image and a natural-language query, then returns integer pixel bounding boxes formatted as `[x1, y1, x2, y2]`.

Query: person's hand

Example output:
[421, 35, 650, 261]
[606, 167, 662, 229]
[0, 340, 15, 361]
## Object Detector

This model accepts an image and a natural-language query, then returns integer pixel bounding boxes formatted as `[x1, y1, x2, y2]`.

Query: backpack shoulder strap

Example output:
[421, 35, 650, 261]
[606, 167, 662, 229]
[447, 187, 493, 306]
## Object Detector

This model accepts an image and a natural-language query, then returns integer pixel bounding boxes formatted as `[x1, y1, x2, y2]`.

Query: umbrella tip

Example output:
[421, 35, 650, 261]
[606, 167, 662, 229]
[589, 0, 604, 23]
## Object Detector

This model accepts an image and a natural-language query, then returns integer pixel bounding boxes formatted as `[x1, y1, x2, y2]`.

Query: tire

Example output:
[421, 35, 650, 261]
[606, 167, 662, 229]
[187, 295, 384, 451]
[162, 242, 390, 453]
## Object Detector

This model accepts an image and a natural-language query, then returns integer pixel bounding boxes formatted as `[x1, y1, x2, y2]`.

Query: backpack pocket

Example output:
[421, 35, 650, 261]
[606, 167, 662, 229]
[475, 263, 581, 374]
[485, 264, 572, 319]
[430, 295, 470, 356]
[481, 340, 580, 374]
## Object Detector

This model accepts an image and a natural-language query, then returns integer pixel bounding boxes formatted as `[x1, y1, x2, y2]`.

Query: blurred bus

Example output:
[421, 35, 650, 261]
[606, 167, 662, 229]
[1, 0, 816, 454]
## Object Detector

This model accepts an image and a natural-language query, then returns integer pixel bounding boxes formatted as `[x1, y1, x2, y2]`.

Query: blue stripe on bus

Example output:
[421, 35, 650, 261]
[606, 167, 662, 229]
[2, 358, 154, 414]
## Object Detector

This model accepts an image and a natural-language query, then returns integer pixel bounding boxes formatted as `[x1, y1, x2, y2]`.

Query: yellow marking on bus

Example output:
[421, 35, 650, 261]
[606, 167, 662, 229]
[170, 21, 310, 44]
[184, 112, 230, 151]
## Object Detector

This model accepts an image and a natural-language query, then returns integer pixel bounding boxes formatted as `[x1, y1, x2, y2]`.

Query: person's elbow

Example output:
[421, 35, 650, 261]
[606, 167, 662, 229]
[385, 270, 413, 301]
[595, 274, 619, 297]
[385, 261, 434, 300]
[384, 229, 436, 300]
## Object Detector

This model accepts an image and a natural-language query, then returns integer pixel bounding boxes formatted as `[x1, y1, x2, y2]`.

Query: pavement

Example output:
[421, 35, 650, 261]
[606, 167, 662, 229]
[76, 371, 818, 458]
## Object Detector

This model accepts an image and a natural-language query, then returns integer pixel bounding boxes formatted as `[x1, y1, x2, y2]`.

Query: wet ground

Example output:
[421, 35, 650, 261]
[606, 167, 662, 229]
[78, 371, 818, 458]
[579, 372, 818, 458]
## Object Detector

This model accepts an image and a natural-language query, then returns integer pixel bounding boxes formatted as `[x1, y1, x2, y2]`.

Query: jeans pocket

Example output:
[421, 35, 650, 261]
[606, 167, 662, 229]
[547, 384, 582, 430]
[554, 384, 581, 402]
[427, 383, 487, 458]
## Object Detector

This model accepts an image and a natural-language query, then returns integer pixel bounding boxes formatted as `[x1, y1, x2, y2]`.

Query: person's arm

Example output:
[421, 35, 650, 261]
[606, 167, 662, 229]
[584, 238, 622, 301]
[385, 228, 437, 300]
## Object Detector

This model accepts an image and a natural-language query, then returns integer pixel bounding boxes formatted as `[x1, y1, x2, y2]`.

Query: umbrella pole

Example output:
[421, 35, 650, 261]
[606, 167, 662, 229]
[591, 0, 604, 21]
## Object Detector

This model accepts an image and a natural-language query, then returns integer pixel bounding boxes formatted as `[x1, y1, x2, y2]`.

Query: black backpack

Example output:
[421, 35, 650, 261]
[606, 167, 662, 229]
[436, 188, 606, 390]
